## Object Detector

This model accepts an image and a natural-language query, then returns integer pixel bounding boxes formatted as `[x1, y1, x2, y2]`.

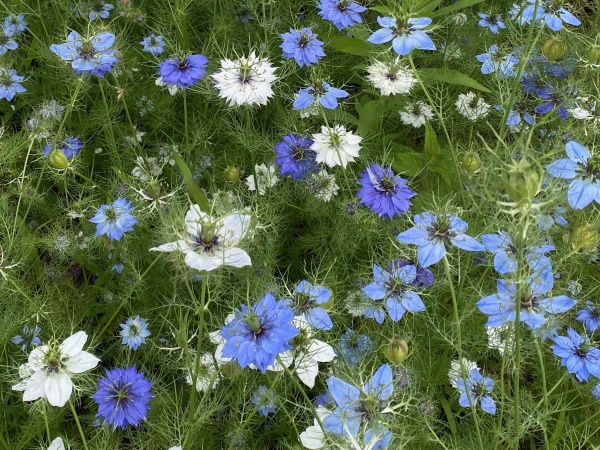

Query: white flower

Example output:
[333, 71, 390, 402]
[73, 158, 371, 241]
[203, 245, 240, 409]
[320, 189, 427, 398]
[155, 76, 179, 95]
[246, 163, 278, 195]
[305, 169, 339, 202]
[487, 323, 512, 356]
[310, 125, 362, 169]
[299, 406, 330, 449]
[132, 156, 162, 181]
[150, 205, 252, 271]
[16, 331, 100, 407]
[48, 437, 65, 450]
[570, 106, 594, 119]
[168, 447, 182, 450]
[366, 59, 417, 96]
[344, 291, 369, 317]
[448, 358, 479, 389]
[185, 352, 220, 392]
[399, 101, 434, 128]
[12, 363, 33, 392]
[211, 51, 278, 107]
[451, 13, 468, 25]
[455, 92, 491, 121]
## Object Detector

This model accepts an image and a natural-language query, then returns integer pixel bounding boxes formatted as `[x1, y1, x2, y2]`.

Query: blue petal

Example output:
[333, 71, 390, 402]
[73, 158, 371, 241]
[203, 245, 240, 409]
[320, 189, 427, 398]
[396, 226, 429, 245]
[368, 28, 395, 45]
[546, 159, 578, 179]
[327, 376, 360, 407]
[450, 234, 485, 252]
[364, 364, 393, 400]
[480, 396, 496, 414]
[306, 308, 333, 330]
[417, 242, 446, 267]
[401, 291, 425, 313]
[568, 179, 597, 209]
[565, 141, 590, 164]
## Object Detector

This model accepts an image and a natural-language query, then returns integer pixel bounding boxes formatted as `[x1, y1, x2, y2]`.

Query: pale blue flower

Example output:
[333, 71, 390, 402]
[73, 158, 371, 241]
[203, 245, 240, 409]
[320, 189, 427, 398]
[119, 316, 151, 350]
[367, 16, 435, 56]
[251, 385, 277, 417]
[293, 81, 348, 110]
[90, 198, 137, 241]
[456, 368, 496, 414]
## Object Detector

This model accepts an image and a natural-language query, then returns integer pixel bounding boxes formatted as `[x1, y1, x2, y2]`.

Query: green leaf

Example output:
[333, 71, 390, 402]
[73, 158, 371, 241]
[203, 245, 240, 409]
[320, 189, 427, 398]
[415, 0, 443, 14]
[327, 36, 371, 56]
[424, 123, 442, 157]
[420, 68, 491, 93]
[370, 6, 394, 15]
[437, 394, 457, 435]
[172, 149, 210, 212]
[388, 146, 430, 177]
[429, 0, 487, 18]
[358, 99, 384, 135]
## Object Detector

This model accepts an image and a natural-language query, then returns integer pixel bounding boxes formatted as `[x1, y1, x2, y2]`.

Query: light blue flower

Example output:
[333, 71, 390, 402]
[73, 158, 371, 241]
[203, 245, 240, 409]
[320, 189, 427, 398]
[140, 33, 165, 56]
[3, 14, 27, 37]
[476, 45, 519, 78]
[0, 68, 26, 101]
[576, 301, 600, 334]
[119, 316, 151, 350]
[522, 1, 580, 31]
[367, 16, 435, 56]
[88, 1, 113, 20]
[537, 206, 567, 230]
[480, 231, 553, 275]
[291, 280, 333, 330]
[11, 325, 42, 352]
[251, 385, 277, 417]
[89, 198, 137, 241]
[478, 13, 506, 34]
[552, 328, 600, 382]
[546, 141, 600, 209]
[456, 368, 496, 414]
[50, 31, 118, 77]
[0, 34, 18, 55]
[293, 81, 348, 110]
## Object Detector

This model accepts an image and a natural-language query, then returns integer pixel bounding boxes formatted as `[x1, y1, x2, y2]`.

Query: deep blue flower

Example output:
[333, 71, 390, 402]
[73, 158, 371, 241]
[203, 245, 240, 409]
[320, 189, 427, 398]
[3, 14, 27, 36]
[476, 45, 519, 78]
[90, 198, 137, 241]
[522, 1, 580, 31]
[396, 212, 484, 267]
[357, 164, 415, 220]
[92, 366, 153, 429]
[521, 73, 546, 96]
[480, 231, 553, 275]
[274, 134, 318, 180]
[576, 301, 600, 334]
[368, 16, 435, 56]
[220, 293, 299, 373]
[456, 368, 496, 414]
[317, 0, 366, 31]
[478, 13, 506, 34]
[534, 84, 569, 120]
[362, 263, 425, 323]
[140, 33, 165, 56]
[43, 136, 83, 159]
[477, 271, 575, 329]
[11, 325, 42, 352]
[323, 364, 393, 441]
[88, 1, 113, 20]
[0, 68, 26, 101]
[339, 329, 372, 366]
[552, 328, 600, 382]
[119, 315, 151, 350]
[290, 280, 333, 330]
[157, 54, 208, 88]
[50, 31, 118, 77]
[280, 28, 325, 67]
[0, 34, 18, 55]
[386, 259, 433, 287]
[251, 385, 277, 417]
[293, 81, 348, 110]
[493, 103, 535, 127]
[546, 141, 600, 209]
[537, 206, 567, 230]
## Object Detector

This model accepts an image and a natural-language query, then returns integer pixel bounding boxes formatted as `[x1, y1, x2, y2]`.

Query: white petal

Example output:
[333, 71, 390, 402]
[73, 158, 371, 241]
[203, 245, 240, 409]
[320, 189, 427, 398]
[45, 372, 73, 407]
[306, 340, 337, 363]
[28, 346, 48, 371]
[184, 252, 223, 271]
[222, 247, 252, 268]
[23, 370, 47, 401]
[299, 425, 325, 449]
[60, 331, 87, 357]
[185, 205, 210, 235]
[150, 239, 191, 253]
[217, 214, 251, 246]
[48, 437, 66, 450]
[65, 350, 100, 373]
[296, 356, 319, 388]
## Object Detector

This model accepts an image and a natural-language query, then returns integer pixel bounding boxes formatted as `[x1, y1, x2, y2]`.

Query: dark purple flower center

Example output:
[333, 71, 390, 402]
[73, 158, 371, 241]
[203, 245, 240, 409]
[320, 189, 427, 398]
[194, 235, 218, 252]
[519, 294, 539, 312]
[296, 292, 314, 313]
[299, 34, 310, 48]
[582, 156, 600, 180]
[385, 276, 404, 297]
[377, 175, 396, 193]
[429, 220, 451, 242]
[178, 58, 188, 69]
[110, 382, 134, 407]
[292, 144, 306, 161]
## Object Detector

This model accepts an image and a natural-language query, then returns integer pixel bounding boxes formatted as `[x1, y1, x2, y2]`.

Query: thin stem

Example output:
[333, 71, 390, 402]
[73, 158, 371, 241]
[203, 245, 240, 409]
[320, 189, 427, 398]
[68, 399, 90, 450]
[534, 338, 550, 449]
[98, 80, 121, 166]
[42, 401, 52, 444]
[0, 432, 10, 450]
[184, 90, 189, 151]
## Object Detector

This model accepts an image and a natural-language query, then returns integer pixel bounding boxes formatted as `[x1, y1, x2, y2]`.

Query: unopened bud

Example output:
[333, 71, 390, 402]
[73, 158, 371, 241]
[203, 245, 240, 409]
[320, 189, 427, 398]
[48, 149, 69, 169]
[542, 38, 567, 61]
[384, 337, 409, 365]
[147, 180, 161, 199]
[587, 45, 600, 66]
[462, 152, 481, 174]
[224, 166, 240, 182]
[502, 158, 541, 207]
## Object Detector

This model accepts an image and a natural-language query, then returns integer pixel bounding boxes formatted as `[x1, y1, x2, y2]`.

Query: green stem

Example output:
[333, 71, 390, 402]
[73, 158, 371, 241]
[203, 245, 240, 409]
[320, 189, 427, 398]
[98, 80, 121, 166]
[534, 338, 550, 449]
[68, 399, 90, 450]
[42, 401, 52, 444]
[184, 90, 189, 151]
[442, 254, 484, 450]
[184, 276, 207, 450]
[0, 432, 10, 450]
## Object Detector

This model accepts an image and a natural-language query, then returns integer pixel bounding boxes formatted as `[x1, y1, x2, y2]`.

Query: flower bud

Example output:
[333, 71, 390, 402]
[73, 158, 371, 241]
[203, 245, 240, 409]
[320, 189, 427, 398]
[502, 158, 541, 207]
[146, 180, 161, 199]
[542, 38, 567, 61]
[384, 337, 409, 365]
[461, 152, 481, 174]
[48, 149, 69, 169]
[224, 166, 240, 182]
[569, 223, 600, 252]
[587, 45, 600, 66]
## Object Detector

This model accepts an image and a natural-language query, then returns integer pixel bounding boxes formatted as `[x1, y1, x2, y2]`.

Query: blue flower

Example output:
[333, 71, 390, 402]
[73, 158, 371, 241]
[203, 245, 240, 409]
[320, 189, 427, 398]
[323, 364, 393, 441]
[576, 301, 600, 334]
[90, 198, 137, 241]
[140, 33, 165, 56]
[274, 134, 318, 180]
[493, 103, 535, 127]
[552, 328, 600, 382]
[546, 141, 600, 209]
[280, 28, 325, 67]
[339, 329, 372, 366]
[480, 231, 553, 275]
[456, 368, 496, 414]
[0, 34, 18, 55]
[357, 164, 415, 220]
[368, 16, 435, 56]
[293, 81, 348, 110]
[478, 13, 506, 34]
[522, 1, 580, 31]
[0, 68, 26, 101]
[291, 280, 333, 330]
[386, 259, 434, 287]
[109, 251, 128, 274]
[220, 293, 299, 373]
[476, 272, 576, 329]
[364, 423, 393, 450]
[396, 212, 484, 267]
[251, 385, 277, 417]
[50, 31, 118, 77]
[88, 1, 113, 20]
[119, 316, 151, 350]
[92, 366, 153, 429]
[317, 0, 366, 31]
[537, 206, 567, 230]
[157, 54, 208, 89]
[476, 45, 519, 78]
[3, 14, 27, 37]
[11, 325, 42, 352]
[43, 136, 83, 159]
[362, 263, 425, 323]
[534, 84, 569, 120]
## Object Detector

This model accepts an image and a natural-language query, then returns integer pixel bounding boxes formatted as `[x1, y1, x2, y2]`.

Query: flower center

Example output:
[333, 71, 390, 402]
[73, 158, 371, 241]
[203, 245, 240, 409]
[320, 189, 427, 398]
[299, 33, 310, 48]
[111, 382, 133, 407]
[245, 313, 262, 334]
[292, 145, 305, 161]
[194, 234, 219, 252]
[296, 292, 314, 313]
[80, 39, 95, 56]
[359, 395, 380, 419]
[239, 65, 253, 83]
[519, 293, 539, 312]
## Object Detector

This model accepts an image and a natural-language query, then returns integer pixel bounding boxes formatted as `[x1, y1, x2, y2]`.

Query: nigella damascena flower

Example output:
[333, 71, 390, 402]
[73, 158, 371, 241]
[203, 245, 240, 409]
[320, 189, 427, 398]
[251, 385, 277, 417]
[88, 1, 114, 20]
[367, 16, 435, 56]
[552, 328, 600, 382]
[289, 280, 333, 330]
[317, 0, 366, 31]
[339, 328, 372, 366]
[476, 45, 519, 78]
[50, 31, 118, 77]
[90, 198, 137, 241]
[119, 316, 151, 350]
[310, 124, 361, 169]
[219, 292, 299, 373]
[140, 33, 165, 55]
[456, 368, 496, 414]
[43, 136, 83, 160]
[521, 0, 580, 31]
[11, 325, 42, 352]
[280, 28, 325, 67]
[157, 54, 208, 89]
[396, 212, 484, 267]
[92, 366, 153, 429]
[274, 134, 318, 180]
[480, 231, 553, 275]
[576, 301, 600, 334]
[357, 164, 415, 219]
[477, 12, 506, 34]
[366, 58, 417, 96]
[546, 140, 600, 209]
[293, 81, 348, 110]
[0, 33, 18, 55]
[0, 68, 26, 101]
[150, 205, 252, 271]
[3, 14, 27, 36]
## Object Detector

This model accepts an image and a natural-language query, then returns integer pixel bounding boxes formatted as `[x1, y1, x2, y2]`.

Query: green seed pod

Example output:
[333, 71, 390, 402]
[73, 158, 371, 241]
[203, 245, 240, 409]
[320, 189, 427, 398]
[587, 45, 600, 66]
[384, 337, 409, 365]
[48, 149, 69, 170]
[146, 180, 161, 199]
[542, 38, 567, 61]
[224, 165, 240, 182]
[461, 152, 481, 174]
[502, 158, 541, 206]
